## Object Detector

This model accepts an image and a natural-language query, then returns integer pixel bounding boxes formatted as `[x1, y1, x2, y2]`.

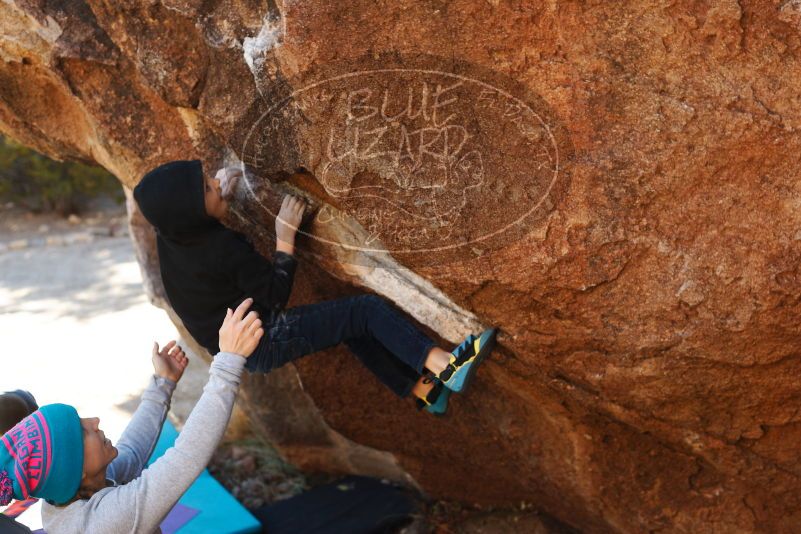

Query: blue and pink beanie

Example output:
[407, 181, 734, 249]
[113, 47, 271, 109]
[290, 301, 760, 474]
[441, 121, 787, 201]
[0, 404, 83, 506]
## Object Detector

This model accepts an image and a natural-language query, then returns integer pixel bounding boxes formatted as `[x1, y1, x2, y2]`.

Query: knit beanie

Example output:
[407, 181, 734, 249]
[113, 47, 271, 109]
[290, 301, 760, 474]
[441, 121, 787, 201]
[0, 404, 83, 506]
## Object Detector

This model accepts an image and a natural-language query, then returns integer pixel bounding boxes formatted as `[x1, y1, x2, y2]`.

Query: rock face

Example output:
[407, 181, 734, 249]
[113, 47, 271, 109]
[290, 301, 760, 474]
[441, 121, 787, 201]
[2, 1, 801, 532]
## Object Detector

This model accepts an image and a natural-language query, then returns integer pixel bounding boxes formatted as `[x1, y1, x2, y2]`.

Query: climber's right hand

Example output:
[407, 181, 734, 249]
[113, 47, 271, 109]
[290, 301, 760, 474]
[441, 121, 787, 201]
[215, 167, 243, 200]
[218, 298, 263, 358]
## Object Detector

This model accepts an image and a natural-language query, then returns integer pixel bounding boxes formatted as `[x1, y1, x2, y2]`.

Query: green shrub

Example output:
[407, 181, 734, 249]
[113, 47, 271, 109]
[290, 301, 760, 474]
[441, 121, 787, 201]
[0, 135, 122, 216]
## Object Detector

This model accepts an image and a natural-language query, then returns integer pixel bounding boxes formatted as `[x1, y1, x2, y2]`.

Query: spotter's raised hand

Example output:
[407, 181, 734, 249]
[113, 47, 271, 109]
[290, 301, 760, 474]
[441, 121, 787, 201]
[218, 298, 264, 358]
[152, 340, 189, 383]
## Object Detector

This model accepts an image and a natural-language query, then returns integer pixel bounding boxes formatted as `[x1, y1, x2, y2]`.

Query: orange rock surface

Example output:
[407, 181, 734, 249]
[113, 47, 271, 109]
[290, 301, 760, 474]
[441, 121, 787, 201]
[2, 1, 801, 531]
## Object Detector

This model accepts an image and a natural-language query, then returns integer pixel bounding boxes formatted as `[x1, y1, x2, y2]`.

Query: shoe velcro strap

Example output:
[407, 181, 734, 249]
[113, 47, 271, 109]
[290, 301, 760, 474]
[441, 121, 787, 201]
[439, 364, 456, 382]
[426, 382, 444, 404]
[453, 343, 476, 366]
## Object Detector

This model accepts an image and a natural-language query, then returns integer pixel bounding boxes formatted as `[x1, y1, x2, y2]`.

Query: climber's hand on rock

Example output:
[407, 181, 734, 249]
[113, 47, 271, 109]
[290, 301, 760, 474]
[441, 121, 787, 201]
[152, 340, 189, 383]
[215, 167, 242, 200]
[275, 194, 306, 254]
[219, 297, 263, 358]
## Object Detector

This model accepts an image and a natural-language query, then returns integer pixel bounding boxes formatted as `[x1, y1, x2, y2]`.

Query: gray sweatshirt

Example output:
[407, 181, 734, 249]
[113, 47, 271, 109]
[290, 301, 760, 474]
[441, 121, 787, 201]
[40, 352, 246, 534]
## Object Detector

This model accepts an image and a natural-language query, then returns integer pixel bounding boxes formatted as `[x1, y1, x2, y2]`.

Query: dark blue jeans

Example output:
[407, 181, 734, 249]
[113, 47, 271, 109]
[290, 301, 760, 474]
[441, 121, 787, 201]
[245, 294, 437, 397]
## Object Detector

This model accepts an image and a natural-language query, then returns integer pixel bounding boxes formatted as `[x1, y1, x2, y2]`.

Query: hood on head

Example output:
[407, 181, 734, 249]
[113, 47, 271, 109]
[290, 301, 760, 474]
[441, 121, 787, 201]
[133, 160, 219, 240]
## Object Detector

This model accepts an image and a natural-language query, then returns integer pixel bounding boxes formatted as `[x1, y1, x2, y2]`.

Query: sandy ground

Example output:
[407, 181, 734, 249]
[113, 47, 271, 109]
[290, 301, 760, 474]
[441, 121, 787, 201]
[0, 203, 209, 529]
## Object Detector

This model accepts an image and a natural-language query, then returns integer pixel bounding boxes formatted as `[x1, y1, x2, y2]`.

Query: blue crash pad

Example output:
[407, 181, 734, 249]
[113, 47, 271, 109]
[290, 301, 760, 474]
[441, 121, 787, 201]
[146, 421, 261, 534]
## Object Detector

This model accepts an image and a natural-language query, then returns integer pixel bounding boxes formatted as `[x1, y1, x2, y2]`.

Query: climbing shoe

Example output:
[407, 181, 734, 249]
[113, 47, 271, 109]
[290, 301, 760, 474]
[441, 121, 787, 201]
[415, 377, 451, 416]
[438, 328, 498, 393]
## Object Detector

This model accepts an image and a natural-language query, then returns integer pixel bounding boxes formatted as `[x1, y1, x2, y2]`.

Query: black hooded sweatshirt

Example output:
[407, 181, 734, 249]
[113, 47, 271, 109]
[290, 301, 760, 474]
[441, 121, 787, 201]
[133, 160, 297, 355]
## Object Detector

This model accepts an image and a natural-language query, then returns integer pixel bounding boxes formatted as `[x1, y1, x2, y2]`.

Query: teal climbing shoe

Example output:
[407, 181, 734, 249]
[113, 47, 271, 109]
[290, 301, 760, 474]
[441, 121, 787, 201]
[439, 328, 498, 393]
[416, 378, 451, 416]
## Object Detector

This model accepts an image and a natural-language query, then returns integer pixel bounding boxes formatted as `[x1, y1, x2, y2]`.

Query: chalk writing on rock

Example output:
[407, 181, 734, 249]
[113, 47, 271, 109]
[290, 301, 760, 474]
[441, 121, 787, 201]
[241, 60, 564, 266]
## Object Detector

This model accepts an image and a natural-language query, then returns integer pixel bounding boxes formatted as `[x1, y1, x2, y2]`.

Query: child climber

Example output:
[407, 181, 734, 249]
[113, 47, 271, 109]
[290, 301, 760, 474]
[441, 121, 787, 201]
[133, 159, 496, 415]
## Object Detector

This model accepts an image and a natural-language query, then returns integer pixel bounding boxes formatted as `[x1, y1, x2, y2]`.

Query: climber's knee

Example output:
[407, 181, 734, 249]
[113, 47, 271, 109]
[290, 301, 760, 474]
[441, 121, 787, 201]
[353, 294, 387, 331]
[359, 294, 393, 318]
[359, 293, 384, 309]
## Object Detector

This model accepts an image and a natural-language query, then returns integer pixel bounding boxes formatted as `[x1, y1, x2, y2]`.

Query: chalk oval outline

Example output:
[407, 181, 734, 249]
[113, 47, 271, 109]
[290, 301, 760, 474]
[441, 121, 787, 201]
[241, 67, 560, 255]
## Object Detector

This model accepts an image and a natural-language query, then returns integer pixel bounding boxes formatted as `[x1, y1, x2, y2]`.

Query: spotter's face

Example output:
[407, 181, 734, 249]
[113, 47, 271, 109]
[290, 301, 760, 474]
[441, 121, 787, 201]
[80, 416, 118, 492]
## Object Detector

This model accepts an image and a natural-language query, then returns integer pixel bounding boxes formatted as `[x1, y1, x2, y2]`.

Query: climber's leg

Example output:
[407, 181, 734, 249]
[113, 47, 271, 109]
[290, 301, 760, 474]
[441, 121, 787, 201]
[344, 336, 421, 397]
[422, 346, 451, 375]
[344, 340, 450, 413]
[247, 328, 422, 398]
[245, 294, 437, 394]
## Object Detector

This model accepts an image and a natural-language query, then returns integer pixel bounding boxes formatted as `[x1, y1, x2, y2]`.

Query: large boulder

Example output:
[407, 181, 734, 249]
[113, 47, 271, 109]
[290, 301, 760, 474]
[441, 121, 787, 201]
[2, 1, 801, 531]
